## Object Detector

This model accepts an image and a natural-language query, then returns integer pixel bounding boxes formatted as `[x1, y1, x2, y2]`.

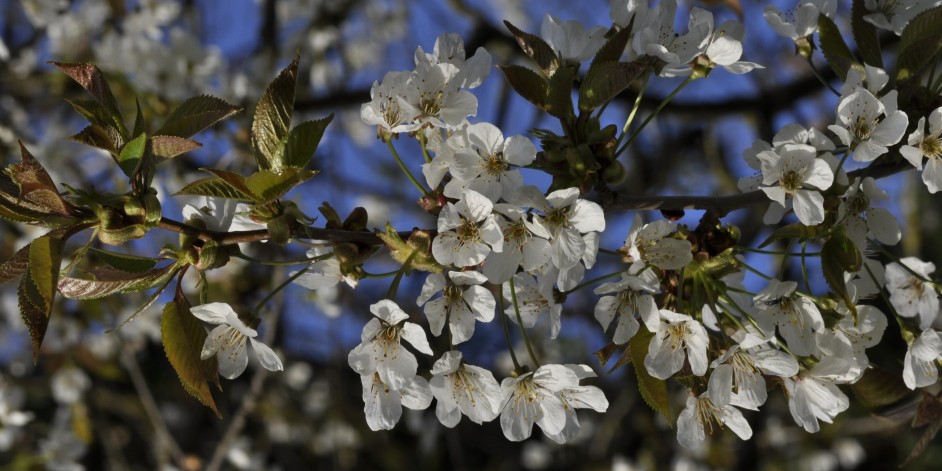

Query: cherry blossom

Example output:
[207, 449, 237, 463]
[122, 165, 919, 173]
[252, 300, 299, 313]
[348, 300, 433, 390]
[191, 302, 284, 380]
[429, 351, 502, 426]
[903, 329, 942, 389]
[416, 271, 495, 344]
[676, 391, 752, 449]
[360, 372, 432, 431]
[432, 189, 504, 267]
[885, 257, 940, 329]
[900, 107, 942, 193]
[645, 309, 710, 379]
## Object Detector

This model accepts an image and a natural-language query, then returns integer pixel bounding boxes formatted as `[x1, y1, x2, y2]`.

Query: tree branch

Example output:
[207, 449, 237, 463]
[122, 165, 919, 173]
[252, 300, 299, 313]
[156, 217, 407, 246]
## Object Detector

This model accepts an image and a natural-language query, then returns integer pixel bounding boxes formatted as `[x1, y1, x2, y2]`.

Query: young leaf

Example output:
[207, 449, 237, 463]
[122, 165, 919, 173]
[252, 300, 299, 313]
[628, 326, 672, 426]
[757, 222, 826, 248]
[252, 56, 299, 171]
[156, 95, 241, 139]
[117, 133, 147, 178]
[87, 247, 158, 273]
[579, 61, 644, 112]
[175, 176, 256, 201]
[161, 294, 222, 418]
[378, 224, 444, 273]
[58, 264, 179, 300]
[244, 168, 317, 204]
[69, 125, 120, 156]
[6, 142, 73, 217]
[503, 20, 560, 76]
[150, 135, 202, 160]
[50, 62, 124, 135]
[498, 65, 550, 110]
[18, 235, 63, 361]
[851, 0, 882, 67]
[282, 114, 333, 168]
[545, 65, 577, 120]
[818, 15, 859, 81]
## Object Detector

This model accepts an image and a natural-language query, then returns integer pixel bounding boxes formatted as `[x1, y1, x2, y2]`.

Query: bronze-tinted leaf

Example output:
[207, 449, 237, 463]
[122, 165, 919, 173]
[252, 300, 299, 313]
[252, 56, 299, 170]
[498, 65, 549, 111]
[0, 243, 31, 285]
[150, 135, 202, 160]
[50, 62, 124, 132]
[175, 176, 255, 201]
[69, 125, 120, 156]
[156, 95, 241, 139]
[161, 294, 222, 418]
[87, 247, 158, 273]
[58, 263, 179, 300]
[895, 6, 942, 82]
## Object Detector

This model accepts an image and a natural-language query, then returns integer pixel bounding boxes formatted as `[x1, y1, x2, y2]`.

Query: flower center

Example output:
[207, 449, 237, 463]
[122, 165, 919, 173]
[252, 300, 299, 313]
[851, 116, 874, 143]
[449, 368, 483, 406]
[921, 137, 942, 160]
[482, 151, 509, 177]
[382, 95, 401, 128]
[419, 90, 445, 118]
[665, 323, 689, 351]
[457, 219, 480, 243]
[544, 207, 571, 231]
[846, 191, 870, 215]
[780, 169, 804, 192]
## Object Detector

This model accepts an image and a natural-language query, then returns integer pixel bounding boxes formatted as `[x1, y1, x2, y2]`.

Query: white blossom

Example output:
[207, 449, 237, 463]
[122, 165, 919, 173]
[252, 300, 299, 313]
[540, 14, 607, 63]
[348, 300, 433, 391]
[903, 329, 942, 389]
[429, 351, 502, 426]
[623, 214, 692, 270]
[445, 122, 536, 201]
[191, 302, 284, 379]
[416, 271, 495, 344]
[360, 372, 432, 431]
[885, 257, 940, 329]
[545, 365, 609, 444]
[676, 391, 752, 449]
[837, 177, 901, 249]
[503, 272, 563, 338]
[633, 0, 711, 70]
[499, 364, 607, 442]
[757, 143, 834, 226]
[753, 279, 824, 356]
[50, 366, 90, 405]
[399, 62, 478, 130]
[709, 341, 798, 410]
[593, 269, 661, 344]
[783, 360, 852, 433]
[360, 70, 418, 134]
[764, 0, 836, 41]
[432, 189, 504, 267]
[645, 309, 710, 379]
[414, 33, 491, 89]
[900, 107, 942, 193]
[828, 88, 908, 163]
[482, 203, 551, 284]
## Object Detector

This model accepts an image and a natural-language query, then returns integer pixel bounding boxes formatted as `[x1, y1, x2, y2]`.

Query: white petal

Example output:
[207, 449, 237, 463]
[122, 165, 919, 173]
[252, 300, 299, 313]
[191, 302, 236, 325]
[401, 322, 433, 355]
[250, 339, 283, 372]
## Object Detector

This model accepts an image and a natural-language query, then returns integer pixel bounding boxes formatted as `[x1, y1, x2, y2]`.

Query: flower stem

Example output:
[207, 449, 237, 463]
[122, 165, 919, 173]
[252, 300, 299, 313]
[231, 250, 333, 266]
[562, 270, 625, 294]
[251, 265, 310, 318]
[509, 277, 541, 368]
[805, 56, 840, 96]
[498, 291, 523, 373]
[615, 74, 695, 158]
[735, 246, 820, 256]
[614, 72, 650, 150]
[387, 140, 429, 196]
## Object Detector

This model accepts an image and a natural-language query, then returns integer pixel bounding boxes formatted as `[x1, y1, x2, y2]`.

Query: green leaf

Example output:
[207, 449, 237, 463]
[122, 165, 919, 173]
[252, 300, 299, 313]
[629, 326, 671, 426]
[851, 0, 882, 67]
[161, 295, 222, 418]
[895, 7, 942, 81]
[51, 62, 125, 136]
[244, 167, 317, 204]
[377, 224, 444, 273]
[499, 65, 549, 110]
[282, 114, 333, 168]
[117, 133, 147, 178]
[579, 61, 645, 112]
[851, 365, 912, 408]
[757, 222, 826, 248]
[175, 176, 256, 201]
[18, 235, 63, 361]
[252, 56, 299, 171]
[818, 15, 859, 81]
[87, 248, 158, 273]
[590, 21, 634, 68]
[545, 65, 577, 120]
[155, 95, 241, 139]
[503, 20, 560, 76]
[0, 243, 31, 285]
[132, 99, 145, 138]
[58, 264, 179, 300]
[150, 135, 202, 160]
